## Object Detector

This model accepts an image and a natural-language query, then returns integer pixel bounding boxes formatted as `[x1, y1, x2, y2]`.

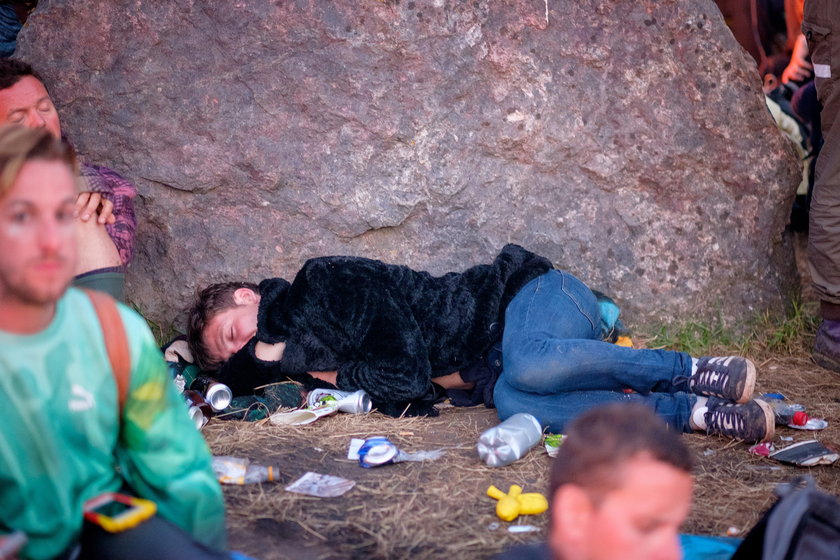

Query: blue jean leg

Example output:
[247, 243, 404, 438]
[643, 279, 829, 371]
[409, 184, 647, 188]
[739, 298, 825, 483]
[495, 270, 696, 431]
[494, 375, 696, 433]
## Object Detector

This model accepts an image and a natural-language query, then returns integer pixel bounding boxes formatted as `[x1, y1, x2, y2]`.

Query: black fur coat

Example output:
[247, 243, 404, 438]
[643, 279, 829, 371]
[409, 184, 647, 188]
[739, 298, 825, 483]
[218, 244, 552, 416]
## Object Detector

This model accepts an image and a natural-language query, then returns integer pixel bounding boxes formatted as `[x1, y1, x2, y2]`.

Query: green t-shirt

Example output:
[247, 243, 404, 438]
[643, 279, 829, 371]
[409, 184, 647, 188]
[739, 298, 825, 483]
[0, 288, 226, 559]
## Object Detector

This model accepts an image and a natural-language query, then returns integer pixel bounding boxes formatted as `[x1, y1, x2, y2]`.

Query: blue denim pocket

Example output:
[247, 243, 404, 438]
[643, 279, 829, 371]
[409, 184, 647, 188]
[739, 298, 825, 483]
[558, 271, 599, 334]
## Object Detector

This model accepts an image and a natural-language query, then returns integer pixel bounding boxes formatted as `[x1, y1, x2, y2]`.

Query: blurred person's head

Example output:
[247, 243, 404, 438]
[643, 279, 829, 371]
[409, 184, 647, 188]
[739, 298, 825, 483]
[548, 403, 694, 560]
[0, 60, 61, 138]
[0, 125, 78, 331]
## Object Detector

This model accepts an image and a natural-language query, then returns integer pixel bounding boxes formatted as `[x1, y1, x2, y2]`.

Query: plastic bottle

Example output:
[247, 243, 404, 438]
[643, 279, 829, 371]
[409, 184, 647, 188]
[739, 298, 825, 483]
[212, 456, 282, 484]
[765, 395, 807, 425]
[477, 413, 543, 467]
[169, 361, 201, 393]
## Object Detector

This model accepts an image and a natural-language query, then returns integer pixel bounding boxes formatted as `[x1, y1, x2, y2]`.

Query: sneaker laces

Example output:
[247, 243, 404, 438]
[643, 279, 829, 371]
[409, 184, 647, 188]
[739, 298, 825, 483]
[672, 371, 730, 394]
[706, 403, 745, 435]
[691, 367, 730, 393]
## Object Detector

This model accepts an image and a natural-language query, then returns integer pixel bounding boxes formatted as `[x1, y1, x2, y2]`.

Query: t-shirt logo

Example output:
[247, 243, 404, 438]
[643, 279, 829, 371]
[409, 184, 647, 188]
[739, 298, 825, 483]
[69, 384, 95, 411]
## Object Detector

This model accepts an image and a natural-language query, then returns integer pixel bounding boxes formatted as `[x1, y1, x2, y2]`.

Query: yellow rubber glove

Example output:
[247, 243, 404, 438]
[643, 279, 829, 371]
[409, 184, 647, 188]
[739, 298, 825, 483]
[487, 485, 548, 521]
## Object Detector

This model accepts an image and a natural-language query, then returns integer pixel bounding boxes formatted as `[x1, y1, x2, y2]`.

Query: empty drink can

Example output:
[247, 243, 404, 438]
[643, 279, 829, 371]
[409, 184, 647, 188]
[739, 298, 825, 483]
[357, 437, 399, 468]
[308, 389, 372, 414]
[191, 376, 233, 412]
[183, 390, 212, 430]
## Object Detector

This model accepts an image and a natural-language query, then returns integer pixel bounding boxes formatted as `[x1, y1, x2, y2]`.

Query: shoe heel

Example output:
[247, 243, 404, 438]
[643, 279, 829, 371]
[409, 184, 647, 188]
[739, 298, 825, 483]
[753, 399, 775, 443]
[738, 360, 756, 404]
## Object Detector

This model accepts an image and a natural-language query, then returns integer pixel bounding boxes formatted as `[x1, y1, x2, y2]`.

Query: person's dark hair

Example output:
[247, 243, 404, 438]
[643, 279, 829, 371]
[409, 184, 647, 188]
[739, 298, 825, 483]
[0, 125, 77, 199]
[549, 403, 693, 509]
[187, 281, 259, 371]
[0, 59, 42, 90]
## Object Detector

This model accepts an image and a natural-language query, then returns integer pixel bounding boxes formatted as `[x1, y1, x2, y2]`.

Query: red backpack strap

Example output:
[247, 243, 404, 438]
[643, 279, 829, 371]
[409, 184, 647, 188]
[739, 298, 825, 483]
[84, 289, 131, 411]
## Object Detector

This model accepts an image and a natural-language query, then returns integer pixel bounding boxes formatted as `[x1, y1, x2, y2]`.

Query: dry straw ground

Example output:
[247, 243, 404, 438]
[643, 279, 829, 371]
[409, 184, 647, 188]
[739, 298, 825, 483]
[204, 349, 840, 560]
[203, 235, 840, 559]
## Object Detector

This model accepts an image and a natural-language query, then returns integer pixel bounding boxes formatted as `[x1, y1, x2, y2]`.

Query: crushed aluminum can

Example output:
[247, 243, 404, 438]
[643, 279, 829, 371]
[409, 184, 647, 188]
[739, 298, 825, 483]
[748, 442, 775, 457]
[308, 389, 372, 414]
[357, 436, 399, 468]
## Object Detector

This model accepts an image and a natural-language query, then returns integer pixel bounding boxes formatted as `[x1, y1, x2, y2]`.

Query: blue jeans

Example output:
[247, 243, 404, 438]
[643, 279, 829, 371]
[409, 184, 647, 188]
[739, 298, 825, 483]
[494, 270, 696, 433]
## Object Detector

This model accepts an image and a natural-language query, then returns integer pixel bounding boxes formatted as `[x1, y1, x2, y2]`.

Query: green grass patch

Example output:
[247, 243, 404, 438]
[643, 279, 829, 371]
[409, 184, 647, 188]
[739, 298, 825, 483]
[749, 299, 820, 355]
[648, 320, 748, 357]
[129, 301, 179, 348]
[646, 300, 819, 357]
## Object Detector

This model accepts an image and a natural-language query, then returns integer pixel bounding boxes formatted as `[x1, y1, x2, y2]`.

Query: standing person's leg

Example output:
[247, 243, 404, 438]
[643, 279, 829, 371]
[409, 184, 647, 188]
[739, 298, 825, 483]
[500, 269, 693, 394]
[804, 0, 840, 373]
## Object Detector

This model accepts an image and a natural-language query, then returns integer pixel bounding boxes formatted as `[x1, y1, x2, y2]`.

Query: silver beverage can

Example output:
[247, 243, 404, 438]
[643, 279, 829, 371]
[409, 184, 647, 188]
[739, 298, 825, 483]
[203, 382, 233, 412]
[183, 390, 212, 430]
[308, 389, 372, 414]
[186, 404, 209, 430]
[191, 377, 233, 412]
[476, 413, 543, 467]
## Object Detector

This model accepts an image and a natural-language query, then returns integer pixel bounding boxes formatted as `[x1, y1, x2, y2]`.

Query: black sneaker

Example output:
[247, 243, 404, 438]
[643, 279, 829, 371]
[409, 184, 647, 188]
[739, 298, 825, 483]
[704, 397, 775, 443]
[813, 320, 840, 374]
[690, 356, 755, 404]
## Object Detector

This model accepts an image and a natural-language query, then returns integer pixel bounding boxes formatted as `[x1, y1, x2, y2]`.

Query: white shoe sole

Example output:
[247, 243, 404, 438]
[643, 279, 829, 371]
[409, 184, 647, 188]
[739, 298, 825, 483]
[736, 359, 756, 404]
[753, 398, 775, 443]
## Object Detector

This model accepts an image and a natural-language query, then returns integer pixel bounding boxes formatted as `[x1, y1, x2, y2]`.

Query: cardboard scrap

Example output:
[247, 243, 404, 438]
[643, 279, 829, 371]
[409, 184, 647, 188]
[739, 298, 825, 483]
[768, 440, 839, 467]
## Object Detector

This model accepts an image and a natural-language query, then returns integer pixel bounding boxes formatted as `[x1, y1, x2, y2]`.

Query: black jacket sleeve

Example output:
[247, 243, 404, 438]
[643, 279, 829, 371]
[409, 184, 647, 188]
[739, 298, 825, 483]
[310, 270, 438, 411]
[214, 339, 277, 396]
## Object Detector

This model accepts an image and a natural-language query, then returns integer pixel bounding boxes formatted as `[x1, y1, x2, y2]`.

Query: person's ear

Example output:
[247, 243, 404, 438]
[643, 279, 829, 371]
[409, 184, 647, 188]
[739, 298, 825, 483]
[550, 485, 594, 550]
[232, 288, 258, 305]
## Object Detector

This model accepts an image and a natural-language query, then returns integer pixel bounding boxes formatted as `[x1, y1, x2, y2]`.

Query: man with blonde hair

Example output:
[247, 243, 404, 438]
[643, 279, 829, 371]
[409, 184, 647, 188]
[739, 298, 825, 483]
[0, 58, 136, 300]
[0, 125, 228, 559]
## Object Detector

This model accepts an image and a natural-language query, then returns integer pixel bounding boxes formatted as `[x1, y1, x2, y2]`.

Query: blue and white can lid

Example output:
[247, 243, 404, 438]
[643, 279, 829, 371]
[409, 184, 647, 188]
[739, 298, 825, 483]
[358, 436, 398, 468]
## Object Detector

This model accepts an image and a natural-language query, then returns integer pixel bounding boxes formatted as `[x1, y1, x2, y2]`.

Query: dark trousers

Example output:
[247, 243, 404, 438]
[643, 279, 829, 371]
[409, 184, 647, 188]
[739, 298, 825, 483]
[805, 0, 840, 318]
[64, 516, 230, 560]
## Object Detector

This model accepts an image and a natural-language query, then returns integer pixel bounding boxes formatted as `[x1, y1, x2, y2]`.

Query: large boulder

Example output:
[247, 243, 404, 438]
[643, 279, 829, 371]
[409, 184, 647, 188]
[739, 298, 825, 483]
[18, 0, 801, 332]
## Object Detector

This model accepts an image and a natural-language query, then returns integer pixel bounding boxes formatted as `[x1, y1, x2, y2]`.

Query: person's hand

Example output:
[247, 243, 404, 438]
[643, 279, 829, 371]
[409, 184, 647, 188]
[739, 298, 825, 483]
[75, 192, 116, 225]
[255, 341, 286, 362]
[308, 371, 338, 385]
[782, 34, 813, 84]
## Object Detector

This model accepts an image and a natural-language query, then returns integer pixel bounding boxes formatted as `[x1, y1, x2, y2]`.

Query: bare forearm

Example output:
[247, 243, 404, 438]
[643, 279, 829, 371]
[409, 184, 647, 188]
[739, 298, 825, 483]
[75, 218, 121, 275]
[431, 371, 474, 390]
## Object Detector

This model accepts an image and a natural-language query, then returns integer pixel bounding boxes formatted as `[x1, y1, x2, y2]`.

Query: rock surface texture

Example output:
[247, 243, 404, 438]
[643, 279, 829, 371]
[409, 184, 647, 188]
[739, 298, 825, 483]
[18, 0, 801, 331]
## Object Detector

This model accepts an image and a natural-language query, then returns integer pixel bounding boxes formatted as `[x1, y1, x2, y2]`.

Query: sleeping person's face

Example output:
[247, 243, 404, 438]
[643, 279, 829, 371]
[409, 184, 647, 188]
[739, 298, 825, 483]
[203, 292, 260, 364]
